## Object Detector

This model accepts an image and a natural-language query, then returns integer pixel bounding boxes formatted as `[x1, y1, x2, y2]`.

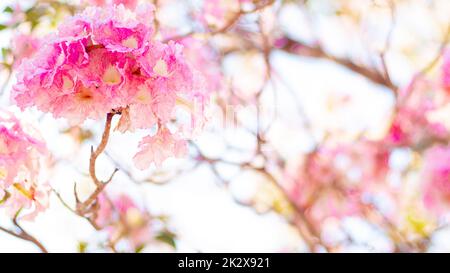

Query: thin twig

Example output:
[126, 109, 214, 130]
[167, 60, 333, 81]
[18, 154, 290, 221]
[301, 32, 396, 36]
[278, 36, 398, 92]
[0, 217, 48, 253]
[163, 0, 275, 42]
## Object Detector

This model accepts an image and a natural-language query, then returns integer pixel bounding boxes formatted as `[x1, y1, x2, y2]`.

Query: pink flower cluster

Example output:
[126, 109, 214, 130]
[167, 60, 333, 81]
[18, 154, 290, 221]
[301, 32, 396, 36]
[422, 145, 450, 216]
[0, 112, 49, 220]
[13, 4, 211, 169]
[179, 37, 223, 93]
[387, 77, 448, 147]
[385, 50, 450, 217]
[95, 193, 152, 249]
[287, 141, 389, 223]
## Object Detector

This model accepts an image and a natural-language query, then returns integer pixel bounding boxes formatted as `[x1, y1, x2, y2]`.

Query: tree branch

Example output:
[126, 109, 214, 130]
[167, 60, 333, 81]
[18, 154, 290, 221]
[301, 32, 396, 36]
[0, 217, 48, 253]
[277, 36, 398, 92]
[77, 112, 118, 215]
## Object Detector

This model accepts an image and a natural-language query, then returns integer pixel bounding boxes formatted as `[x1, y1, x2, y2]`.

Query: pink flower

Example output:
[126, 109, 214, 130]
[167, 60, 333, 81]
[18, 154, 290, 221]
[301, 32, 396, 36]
[387, 76, 448, 146]
[85, 0, 138, 10]
[95, 193, 152, 249]
[198, 0, 253, 28]
[442, 49, 450, 92]
[133, 126, 187, 169]
[11, 33, 41, 68]
[199, 0, 244, 28]
[0, 111, 49, 220]
[286, 141, 389, 223]
[91, 5, 154, 54]
[87, 0, 107, 6]
[179, 37, 223, 93]
[95, 193, 113, 228]
[112, 195, 151, 248]
[422, 145, 450, 216]
[13, 4, 211, 169]
[12, 4, 154, 124]
[113, 0, 138, 10]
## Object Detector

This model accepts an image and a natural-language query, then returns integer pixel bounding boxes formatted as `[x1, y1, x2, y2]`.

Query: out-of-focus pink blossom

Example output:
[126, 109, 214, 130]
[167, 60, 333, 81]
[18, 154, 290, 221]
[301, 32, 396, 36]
[422, 145, 450, 216]
[95, 193, 114, 228]
[0, 111, 49, 220]
[13, 4, 211, 169]
[180, 37, 223, 93]
[11, 33, 41, 68]
[286, 141, 389, 224]
[84, 0, 138, 10]
[95, 193, 152, 249]
[442, 50, 450, 92]
[199, 0, 245, 28]
[387, 76, 448, 147]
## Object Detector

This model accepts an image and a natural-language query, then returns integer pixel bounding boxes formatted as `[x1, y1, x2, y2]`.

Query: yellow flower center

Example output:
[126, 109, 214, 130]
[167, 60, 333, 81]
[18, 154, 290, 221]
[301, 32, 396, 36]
[122, 36, 138, 49]
[153, 59, 169, 77]
[62, 75, 74, 90]
[135, 85, 152, 104]
[126, 208, 145, 228]
[102, 65, 122, 85]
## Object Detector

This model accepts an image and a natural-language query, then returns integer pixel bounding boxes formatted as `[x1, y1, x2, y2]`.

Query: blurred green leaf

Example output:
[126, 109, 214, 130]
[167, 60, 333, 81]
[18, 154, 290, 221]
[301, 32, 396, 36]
[156, 214, 170, 223]
[3, 6, 13, 13]
[156, 230, 177, 249]
[135, 244, 145, 253]
[0, 25, 7, 31]
[2, 48, 10, 59]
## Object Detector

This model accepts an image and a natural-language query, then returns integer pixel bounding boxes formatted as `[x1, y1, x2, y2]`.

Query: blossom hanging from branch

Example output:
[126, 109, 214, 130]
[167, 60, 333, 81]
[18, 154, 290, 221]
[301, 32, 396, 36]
[12, 3, 211, 168]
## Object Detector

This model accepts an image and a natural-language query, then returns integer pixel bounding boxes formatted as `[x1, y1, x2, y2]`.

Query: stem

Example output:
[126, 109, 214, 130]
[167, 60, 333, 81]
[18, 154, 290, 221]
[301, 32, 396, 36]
[193, 143, 326, 252]
[278, 36, 398, 92]
[90, 112, 115, 187]
[163, 0, 275, 42]
[254, 167, 329, 252]
[13, 217, 48, 253]
[0, 219, 48, 253]
[77, 112, 117, 214]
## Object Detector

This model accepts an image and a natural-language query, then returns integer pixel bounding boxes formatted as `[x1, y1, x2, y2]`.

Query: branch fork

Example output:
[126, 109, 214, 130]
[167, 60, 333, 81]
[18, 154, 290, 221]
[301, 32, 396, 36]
[75, 112, 119, 215]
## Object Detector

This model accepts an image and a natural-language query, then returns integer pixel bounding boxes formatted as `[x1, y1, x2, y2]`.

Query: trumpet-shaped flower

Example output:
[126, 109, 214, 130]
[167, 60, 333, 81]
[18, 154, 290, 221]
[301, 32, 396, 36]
[0, 112, 49, 220]
[133, 127, 187, 169]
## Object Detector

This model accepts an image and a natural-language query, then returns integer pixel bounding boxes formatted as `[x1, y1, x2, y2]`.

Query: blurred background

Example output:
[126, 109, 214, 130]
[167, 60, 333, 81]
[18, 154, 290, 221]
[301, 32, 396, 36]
[0, 0, 449, 252]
